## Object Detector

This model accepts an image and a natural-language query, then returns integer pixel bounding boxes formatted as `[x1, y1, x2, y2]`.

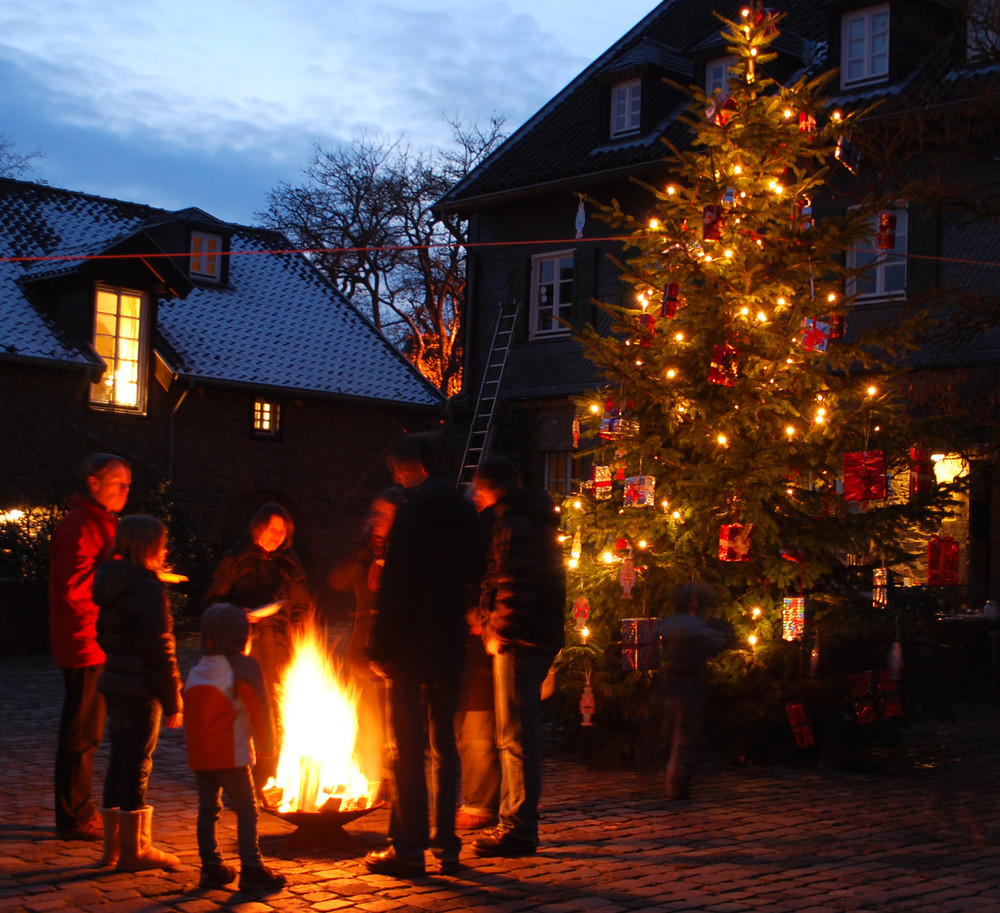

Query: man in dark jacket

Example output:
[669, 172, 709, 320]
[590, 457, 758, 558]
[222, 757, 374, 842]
[365, 433, 479, 877]
[470, 456, 565, 858]
[49, 453, 130, 840]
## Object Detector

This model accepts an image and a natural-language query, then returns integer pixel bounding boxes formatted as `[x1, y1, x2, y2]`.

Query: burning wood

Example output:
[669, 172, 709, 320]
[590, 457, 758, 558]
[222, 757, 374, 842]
[261, 621, 377, 815]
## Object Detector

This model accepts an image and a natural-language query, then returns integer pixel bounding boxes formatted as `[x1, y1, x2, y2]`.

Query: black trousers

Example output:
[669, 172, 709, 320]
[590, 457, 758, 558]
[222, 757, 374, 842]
[55, 665, 105, 829]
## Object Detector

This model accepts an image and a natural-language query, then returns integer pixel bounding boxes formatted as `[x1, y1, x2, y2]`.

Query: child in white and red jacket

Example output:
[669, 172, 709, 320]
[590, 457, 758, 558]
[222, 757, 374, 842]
[184, 603, 285, 894]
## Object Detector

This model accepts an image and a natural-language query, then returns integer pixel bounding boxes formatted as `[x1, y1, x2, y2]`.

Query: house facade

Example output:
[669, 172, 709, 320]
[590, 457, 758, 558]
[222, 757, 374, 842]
[439, 0, 1000, 604]
[0, 177, 442, 631]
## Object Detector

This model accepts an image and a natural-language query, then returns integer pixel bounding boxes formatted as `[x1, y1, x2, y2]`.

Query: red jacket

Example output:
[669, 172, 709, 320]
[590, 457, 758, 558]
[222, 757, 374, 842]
[48, 493, 117, 668]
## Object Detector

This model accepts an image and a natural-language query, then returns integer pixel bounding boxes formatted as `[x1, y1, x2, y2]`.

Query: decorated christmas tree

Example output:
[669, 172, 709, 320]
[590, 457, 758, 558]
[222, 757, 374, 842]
[558, 6, 959, 756]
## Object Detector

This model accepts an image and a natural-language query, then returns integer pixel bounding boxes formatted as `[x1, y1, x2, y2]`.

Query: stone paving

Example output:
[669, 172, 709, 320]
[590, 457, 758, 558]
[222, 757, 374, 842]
[3, 644, 1000, 913]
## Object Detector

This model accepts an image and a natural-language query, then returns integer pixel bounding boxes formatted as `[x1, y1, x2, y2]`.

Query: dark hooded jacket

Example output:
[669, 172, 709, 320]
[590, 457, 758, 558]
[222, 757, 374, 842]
[480, 488, 566, 655]
[93, 559, 182, 715]
[369, 475, 480, 684]
[203, 534, 312, 635]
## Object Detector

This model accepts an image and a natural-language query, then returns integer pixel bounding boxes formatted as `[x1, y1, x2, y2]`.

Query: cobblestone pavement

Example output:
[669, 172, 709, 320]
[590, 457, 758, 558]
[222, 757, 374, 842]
[3, 644, 1000, 913]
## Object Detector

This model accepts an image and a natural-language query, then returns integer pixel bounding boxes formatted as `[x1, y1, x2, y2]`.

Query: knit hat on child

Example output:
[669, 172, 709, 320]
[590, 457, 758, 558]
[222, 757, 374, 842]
[201, 602, 250, 655]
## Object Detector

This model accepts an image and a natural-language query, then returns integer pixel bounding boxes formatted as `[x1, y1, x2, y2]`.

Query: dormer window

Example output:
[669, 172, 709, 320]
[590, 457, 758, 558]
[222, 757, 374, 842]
[705, 57, 734, 95]
[190, 230, 222, 281]
[90, 285, 148, 413]
[610, 79, 641, 138]
[841, 5, 889, 88]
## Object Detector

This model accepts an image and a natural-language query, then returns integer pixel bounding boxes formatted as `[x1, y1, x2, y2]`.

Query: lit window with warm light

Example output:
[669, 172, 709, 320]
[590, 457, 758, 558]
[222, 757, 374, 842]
[190, 231, 223, 281]
[90, 285, 147, 413]
[253, 398, 280, 438]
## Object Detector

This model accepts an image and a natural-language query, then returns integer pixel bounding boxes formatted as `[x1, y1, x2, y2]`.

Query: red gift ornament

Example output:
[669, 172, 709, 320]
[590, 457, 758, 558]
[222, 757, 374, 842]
[843, 451, 887, 501]
[708, 343, 739, 386]
[798, 112, 817, 134]
[847, 670, 902, 724]
[786, 702, 814, 748]
[876, 212, 897, 250]
[703, 204, 724, 241]
[621, 618, 661, 671]
[661, 281, 680, 318]
[909, 447, 935, 497]
[719, 522, 753, 561]
[927, 535, 959, 586]
[706, 92, 737, 125]
[638, 311, 655, 347]
[592, 464, 612, 500]
[825, 314, 844, 341]
[800, 317, 831, 353]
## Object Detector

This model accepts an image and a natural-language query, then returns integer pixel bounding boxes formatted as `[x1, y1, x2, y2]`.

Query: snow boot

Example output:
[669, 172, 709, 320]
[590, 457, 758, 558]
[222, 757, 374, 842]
[116, 806, 181, 872]
[96, 808, 119, 867]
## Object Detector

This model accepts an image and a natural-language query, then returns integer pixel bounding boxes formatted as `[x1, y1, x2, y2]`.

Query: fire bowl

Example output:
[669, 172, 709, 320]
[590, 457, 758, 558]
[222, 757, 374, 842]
[262, 799, 385, 832]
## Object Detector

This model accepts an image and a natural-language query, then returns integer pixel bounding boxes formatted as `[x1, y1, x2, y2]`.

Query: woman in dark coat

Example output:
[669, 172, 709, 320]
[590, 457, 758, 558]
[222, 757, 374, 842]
[203, 503, 313, 787]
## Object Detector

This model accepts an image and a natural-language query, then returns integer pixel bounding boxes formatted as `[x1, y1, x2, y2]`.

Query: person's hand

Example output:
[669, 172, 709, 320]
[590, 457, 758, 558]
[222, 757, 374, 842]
[484, 635, 501, 656]
[164, 711, 183, 729]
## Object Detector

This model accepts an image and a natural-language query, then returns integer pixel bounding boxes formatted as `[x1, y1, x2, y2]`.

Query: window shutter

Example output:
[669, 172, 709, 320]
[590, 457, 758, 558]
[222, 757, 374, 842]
[508, 256, 530, 342]
[571, 246, 597, 331]
[906, 204, 939, 299]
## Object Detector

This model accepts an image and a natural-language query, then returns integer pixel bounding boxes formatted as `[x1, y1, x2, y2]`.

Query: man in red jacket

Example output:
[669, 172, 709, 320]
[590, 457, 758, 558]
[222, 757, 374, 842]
[49, 453, 131, 839]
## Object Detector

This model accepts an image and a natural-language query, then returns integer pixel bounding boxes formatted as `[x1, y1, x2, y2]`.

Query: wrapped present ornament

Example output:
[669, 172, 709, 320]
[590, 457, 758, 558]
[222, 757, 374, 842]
[876, 212, 897, 250]
[592, 464, 613, 500]
[835, 135, 861, 174]
[719, 522, 753, 561]
[782, 597, 806, 641]
[638, 311, 655, 347]
[621, 617, 661, 671]
[785, 702, 815, 748]
[706, 92, 737, 125]
[798, 112, 817, 134]
[800, 317, 831, 353]
[909, 446, 935, 497]
[600, 400, 639, 440]
[927, 535, 960, 586]
[873, 566, 893, 609]
[703, 204, 724, 241]
[825, 313, 844, 341]
[708, 343, 739, 386]
[623, 475, 656, 508]
[843, 451, 887, 501]
[661, 281, 681, 318]
[847, 670, 902, 724]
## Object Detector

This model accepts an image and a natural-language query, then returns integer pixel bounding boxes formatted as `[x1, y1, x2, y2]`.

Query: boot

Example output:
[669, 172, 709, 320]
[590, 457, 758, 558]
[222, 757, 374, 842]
[96, 808, 119, 867]
[116, 806, 181, 872]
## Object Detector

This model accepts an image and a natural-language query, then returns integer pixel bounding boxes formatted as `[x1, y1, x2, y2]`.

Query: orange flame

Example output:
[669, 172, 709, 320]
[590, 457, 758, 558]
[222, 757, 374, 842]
[265, 622, 376, 813]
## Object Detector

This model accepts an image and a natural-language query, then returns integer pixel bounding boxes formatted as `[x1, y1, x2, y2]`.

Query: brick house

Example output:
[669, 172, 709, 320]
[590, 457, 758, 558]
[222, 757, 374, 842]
[0, 177, 442, 632]
[438, 0, 1000, 602]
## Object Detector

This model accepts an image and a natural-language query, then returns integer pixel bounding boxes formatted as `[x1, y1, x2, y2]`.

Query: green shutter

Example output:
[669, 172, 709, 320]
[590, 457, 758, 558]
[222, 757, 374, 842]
[571, 246, 597, 331]
[906, 204, 939, 300]
[508, 256, 530, 341]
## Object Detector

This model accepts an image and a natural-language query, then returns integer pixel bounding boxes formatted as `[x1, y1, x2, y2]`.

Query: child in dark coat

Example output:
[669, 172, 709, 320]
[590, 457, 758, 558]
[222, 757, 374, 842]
[184, 603, 285, 893]
[93, 514, 183, 872]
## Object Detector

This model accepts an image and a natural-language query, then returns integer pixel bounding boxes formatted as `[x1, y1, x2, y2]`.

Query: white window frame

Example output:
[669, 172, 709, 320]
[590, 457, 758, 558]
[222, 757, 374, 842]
[706, 57, 735, 95]
[90, 285, 148, 413]
[530, 250, 574, 339]
[841, 5, 890, 88]
[190, 230, 222, 281]
[253, 397, 280, 438]
[846, 207, 908, 302]
[610, 78, 642, 138]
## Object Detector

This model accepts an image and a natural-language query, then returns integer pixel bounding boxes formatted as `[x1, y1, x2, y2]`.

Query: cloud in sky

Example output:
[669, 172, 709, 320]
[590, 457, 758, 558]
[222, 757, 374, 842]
[1, 0, 654, 223]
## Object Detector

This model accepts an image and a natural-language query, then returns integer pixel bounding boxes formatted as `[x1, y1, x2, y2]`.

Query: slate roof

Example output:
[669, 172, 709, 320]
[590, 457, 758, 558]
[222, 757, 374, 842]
[439, 0, 827, 209]
[0, 178, 441, 408]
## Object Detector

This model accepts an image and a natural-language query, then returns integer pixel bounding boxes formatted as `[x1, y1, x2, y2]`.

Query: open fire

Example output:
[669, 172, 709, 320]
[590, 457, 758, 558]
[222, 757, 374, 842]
[261, 621, 378, 816]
